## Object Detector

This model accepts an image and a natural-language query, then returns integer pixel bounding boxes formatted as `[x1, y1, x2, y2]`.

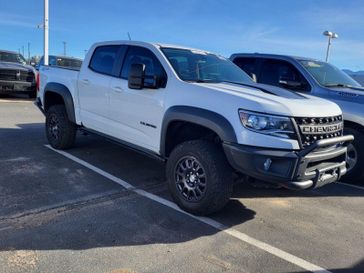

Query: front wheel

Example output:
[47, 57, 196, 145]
[45, 105, 77, 150]
[342, 127, 364, 183]
[166, 140, 233, 215]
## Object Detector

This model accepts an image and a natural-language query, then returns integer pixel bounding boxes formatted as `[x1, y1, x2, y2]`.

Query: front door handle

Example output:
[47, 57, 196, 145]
[82, 79, 89, 85]
[112, 86, 123, 93]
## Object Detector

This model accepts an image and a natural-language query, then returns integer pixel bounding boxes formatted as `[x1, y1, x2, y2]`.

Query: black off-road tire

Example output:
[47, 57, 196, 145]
[45, 105, 77, 150]
[342, 127, 364, 184]
[166, 140, 233, 215]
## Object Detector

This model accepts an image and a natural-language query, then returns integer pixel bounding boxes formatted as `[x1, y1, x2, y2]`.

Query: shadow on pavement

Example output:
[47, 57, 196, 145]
[1, 124, 256, 251]
[0, 93, 33, 101]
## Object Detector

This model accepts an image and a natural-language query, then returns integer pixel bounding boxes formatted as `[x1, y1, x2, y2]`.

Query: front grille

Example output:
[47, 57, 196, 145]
[294, 115, 343, 148]
[0, 69, 34, 82]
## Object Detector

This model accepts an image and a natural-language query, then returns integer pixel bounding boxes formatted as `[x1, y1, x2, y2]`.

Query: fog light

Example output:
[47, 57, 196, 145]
[264, 158, 272, 171]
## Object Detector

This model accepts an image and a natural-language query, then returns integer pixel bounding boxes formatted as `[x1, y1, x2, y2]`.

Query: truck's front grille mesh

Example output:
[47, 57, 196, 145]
[294, 115, 343, 148]
[0, 69, 34, 82]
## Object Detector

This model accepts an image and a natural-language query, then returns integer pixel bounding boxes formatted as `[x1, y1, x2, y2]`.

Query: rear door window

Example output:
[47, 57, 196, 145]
[89, 45, 120, 76]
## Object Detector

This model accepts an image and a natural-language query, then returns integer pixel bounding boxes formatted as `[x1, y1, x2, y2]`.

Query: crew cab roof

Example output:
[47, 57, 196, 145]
[90, 40, 211, 54]
[230, 53, 320, 62]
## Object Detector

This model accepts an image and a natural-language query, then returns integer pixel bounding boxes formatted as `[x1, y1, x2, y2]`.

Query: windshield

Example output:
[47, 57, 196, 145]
[161, 48, 254, 84]
[0, 51, 27, 64]
[299, 60, 361, 88]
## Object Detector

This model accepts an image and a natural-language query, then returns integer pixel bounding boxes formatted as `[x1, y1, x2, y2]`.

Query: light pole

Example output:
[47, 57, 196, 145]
[63, 41, 67, 56]
[44, 0, 49, 65]
[323, 30, 338, 62]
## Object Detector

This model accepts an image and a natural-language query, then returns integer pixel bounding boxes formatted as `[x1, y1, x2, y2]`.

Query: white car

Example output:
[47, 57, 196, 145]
[36, 41, 353, 215]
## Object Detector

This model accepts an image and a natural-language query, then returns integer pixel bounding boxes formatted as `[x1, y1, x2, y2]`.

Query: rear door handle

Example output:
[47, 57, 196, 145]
[82, 79, 89, 85]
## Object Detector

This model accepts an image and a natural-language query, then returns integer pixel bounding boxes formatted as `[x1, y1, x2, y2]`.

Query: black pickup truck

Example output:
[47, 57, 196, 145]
[0, 50, 37, 98]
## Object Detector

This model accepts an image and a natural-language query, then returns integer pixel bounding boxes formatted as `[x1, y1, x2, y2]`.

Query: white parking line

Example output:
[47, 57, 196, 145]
[45, 144, 331, 273]
[337, 182, 364, 191]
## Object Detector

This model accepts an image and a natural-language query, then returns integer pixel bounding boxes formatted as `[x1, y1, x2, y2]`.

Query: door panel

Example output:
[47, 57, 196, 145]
[108, 46, 167, 152]
[77, 45, 120, 131]
[109, 77, 164, 151]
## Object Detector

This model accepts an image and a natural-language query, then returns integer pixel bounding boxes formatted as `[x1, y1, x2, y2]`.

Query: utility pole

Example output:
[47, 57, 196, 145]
[27, 42, 30, 63]
[63, 41, 67, 56]
[44, 0, 49, 65]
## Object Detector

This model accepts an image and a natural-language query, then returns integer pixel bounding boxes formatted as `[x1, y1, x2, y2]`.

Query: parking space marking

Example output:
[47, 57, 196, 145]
[0, 99, 32, 103]
[45, 144, 331, 273]
[337, 182, 364, 191]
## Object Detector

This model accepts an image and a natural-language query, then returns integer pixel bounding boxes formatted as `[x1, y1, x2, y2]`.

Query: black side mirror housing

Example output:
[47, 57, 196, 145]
[128, 63, 145, 89]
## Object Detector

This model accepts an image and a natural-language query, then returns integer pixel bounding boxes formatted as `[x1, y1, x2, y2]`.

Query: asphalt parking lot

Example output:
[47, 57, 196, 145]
[0, 97, 363, 273]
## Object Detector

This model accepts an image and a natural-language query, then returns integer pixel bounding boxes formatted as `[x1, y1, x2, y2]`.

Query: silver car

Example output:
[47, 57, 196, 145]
[230, 53, 364, 183]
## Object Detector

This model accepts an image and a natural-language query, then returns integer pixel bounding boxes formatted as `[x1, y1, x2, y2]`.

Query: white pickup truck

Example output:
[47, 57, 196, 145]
[36, 41, 353, 215]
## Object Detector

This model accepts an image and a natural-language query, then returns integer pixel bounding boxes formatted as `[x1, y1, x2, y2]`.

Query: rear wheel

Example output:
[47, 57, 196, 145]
[166, 140, 233, 215]
[45, 105, 77, 149]
[342, 127, 364, 183]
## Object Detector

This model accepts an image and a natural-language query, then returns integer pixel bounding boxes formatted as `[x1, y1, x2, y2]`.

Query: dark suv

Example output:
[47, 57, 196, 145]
[0, 50, 37, 98]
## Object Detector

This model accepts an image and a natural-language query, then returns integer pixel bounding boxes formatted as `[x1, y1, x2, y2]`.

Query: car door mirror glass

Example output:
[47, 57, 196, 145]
[128, 63, 145, 89]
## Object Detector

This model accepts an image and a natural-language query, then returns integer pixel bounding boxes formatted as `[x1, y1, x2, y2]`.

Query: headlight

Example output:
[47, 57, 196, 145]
[239, 110, 295, 138]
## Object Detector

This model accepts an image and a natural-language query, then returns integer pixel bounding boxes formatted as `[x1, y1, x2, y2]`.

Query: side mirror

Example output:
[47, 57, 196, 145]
[128, 63, 145, 89]
[279, 76, 302, 89]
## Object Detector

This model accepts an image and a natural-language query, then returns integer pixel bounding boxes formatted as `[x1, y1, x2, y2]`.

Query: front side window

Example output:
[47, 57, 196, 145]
[299, 60, 361, 88]
[161, 48, 254, 84]
[121, 46, 167, 87]
[89, 45, 120, 75]
[232, 57, 257, 81]
[259, 59, 310, 91]
[0, 51, 26, 64]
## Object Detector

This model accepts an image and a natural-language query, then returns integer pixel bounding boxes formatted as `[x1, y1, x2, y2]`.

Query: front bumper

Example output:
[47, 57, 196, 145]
[0, 80, 35, 93]
[223, 135, 354, 189]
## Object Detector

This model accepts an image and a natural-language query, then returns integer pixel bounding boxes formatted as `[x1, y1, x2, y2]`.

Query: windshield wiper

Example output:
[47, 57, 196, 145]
[324, 83, 352, 88]
[189, 79, 220, 83]
[220, 81, 276, 95]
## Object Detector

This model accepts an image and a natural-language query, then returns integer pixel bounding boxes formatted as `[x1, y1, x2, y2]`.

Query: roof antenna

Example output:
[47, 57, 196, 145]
[127, 32, 132, 41]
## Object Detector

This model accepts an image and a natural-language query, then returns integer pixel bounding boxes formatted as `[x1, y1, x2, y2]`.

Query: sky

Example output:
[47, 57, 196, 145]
[1, 0, 363, 71]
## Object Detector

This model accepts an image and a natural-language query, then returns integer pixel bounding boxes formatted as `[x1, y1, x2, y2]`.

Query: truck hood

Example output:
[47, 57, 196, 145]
[195, 82, 342, 117]
[0, 61, 34, 72]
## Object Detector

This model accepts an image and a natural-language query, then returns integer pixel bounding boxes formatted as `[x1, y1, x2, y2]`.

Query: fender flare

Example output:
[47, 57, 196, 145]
[160, 106, 237, 156]
[44, 82, 76, 123]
